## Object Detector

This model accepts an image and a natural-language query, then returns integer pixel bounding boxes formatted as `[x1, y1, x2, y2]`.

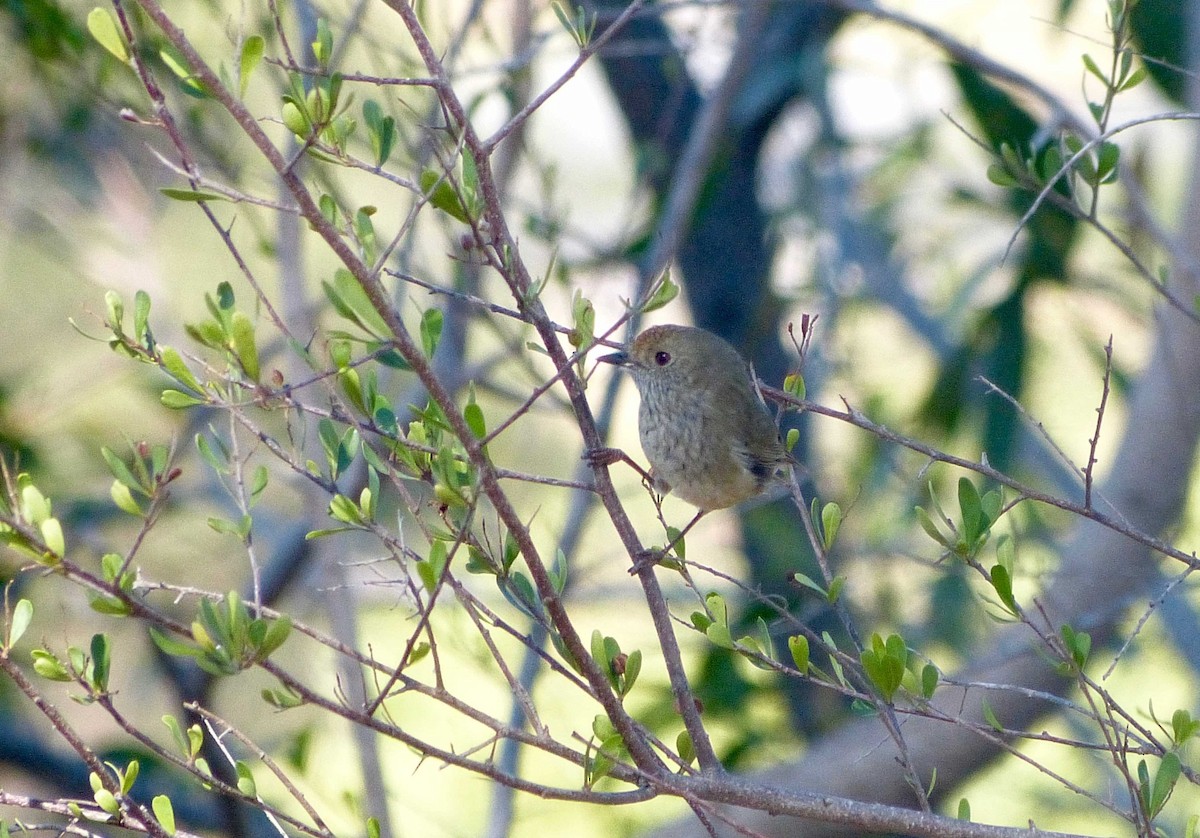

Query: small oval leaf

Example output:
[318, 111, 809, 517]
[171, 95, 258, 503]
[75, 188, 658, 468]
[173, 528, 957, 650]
[87, 7, 128, 62]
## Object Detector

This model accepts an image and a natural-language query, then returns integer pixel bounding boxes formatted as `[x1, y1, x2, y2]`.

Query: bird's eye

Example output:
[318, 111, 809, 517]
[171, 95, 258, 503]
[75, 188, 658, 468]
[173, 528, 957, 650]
[654, 351, 671, 366]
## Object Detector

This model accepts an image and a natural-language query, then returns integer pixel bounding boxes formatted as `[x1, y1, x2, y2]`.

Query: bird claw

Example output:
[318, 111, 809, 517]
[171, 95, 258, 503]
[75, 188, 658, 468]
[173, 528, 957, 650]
[582, 446, 624, 468]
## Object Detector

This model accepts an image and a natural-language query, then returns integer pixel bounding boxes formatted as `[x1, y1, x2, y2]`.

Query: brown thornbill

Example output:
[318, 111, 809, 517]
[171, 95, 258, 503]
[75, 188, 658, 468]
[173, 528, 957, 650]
[589, 324, 792, 511]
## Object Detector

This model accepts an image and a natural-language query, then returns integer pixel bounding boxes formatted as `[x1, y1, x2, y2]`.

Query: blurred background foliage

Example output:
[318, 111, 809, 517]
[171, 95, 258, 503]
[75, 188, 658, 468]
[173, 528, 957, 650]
[1, 0, 1198, 835]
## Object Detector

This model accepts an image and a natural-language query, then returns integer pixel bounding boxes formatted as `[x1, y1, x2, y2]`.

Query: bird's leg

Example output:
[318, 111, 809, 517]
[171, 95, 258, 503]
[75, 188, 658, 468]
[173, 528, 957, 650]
[582, 446, 655, 486]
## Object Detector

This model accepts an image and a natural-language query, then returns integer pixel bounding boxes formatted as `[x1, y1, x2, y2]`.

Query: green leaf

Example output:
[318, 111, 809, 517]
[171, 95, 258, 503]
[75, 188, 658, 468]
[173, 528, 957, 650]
[826, 575, 845, 604]
[239, 35, 264, 98]
[161, 389, 206, 409]
[1172, 708, 1200, 745]
[89, 593, 133, 616]
[1060, 624, 1091, 670]
[94, 788, 119, 815]
[248, 465, 269, 505]
[981, 698, 1002, 731]
[986, 162, 1018, 187]
[502, 571, 541, 619]
[230, 311, 260, 381]
[159, 47, 208, 98]
[641, 272, 678, 313]
[162, 716, 184, 755]
[676, 729, 695, 766]
[551, 0, 595, 47]
[133, 290, 151, 344]
[363, 100, 396, 167]
[659, 525, 683, 560]
[195, 434, 228, 475]
[589, 629, 607, 674]
[1081, 53, 1107, 85]
[102, 447, 142, 492]
[1096, 140, 1120, 182]
[105, 290, 124, 332]
[420, 308, 444, 358]
[790, 571, 827, 598]
[419, 169, 471, 223]
[921, 663, 938, 698]
[783, 372, 805, 399]
[160, 188, 228, 203]
[39, 517, 65, 558]
[87, 7, 128, 62]
[282, 101, 309, 137]
[261, 684, 304, 709]
[820, 501, 841, 550]
[19, 475, 51, 524]
[1149, 752, 1182, 817]
[957, 477, 983, 544]
[152, 795, 176, 836]
[31, 649, 71, 681]
[787, 635, 809, 674]
[9, 598, 34, 648]
[990, 564, 1018, 615]
[90, 633, 110, 693]
[1039, 144, 1064, 182]
[354, 207, 377, 265]
[257, 616, 291, 660]
[1119, 65, 1148, 92]
[705, 621, 734, 650]
[915, 506, 949, 547]
[859, 633, 906, 702]
[312, 17, 332, 66]
[207, 515, 251, 538]
[417, 540, 449, 592]
[569, 289, 595, 352]
[149, 626, 203, 660]
[120, 758, 139, 793]
[322, 268, 391, 336]
[549, 548, 568, 596]
[957, 797, 971, 821]
[235, 761, 257, 797]
[621, 649, 641, 695]
[464, 402, 486, 440]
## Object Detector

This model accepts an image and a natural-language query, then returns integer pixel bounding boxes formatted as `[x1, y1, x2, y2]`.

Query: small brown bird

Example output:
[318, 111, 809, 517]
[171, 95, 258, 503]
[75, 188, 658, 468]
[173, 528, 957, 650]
[593, 324, 792, 511]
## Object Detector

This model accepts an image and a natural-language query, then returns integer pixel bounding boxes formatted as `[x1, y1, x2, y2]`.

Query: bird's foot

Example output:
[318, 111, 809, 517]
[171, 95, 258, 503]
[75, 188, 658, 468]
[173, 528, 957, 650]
[582, 446, 625, 468]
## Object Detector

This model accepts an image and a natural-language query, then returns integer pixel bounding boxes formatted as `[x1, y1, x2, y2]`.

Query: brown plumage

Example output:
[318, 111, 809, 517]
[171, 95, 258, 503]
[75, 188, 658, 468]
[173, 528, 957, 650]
[600, 325, 792, 511]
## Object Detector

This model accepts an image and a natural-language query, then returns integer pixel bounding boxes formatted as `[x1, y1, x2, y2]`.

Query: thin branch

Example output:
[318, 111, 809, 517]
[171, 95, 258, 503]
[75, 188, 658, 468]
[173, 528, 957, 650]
[1084, 336, 1114, 510]
[1104, 562, 1200, 679]
[483, 0, 650, 153]
[0, 653, 172, 838]
[768, 388, 1200, 574]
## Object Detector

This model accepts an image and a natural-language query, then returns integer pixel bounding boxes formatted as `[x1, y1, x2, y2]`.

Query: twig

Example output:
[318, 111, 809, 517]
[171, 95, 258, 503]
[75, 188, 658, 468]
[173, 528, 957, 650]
[767, 387, 1200, 573]
[0, 793, 203, 838]
[190, 704, 332, 835]
[1084, 337, 1114, 510]
[0, 653, 172, 838]
[979, 375, 1086, 485]
[483, 0, 650, 153]
[1103, 563, 1199, 680]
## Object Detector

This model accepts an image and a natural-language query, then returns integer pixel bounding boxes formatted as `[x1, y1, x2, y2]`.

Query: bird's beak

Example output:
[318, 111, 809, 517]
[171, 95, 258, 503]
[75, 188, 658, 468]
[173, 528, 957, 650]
[597, 350, 630, 367]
